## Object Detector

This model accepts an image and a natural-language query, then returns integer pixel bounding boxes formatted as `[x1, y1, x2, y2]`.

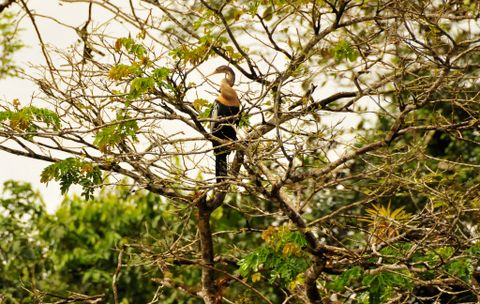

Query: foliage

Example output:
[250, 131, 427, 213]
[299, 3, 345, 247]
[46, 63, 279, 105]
[0, 104, 61, 136]
[128, 76, 156, 99]
[108, 63, 142, 80]
[362, 268, 413, 303]
[115, 37, 147, 59]
[326, 266, 362, 292]
[332, 40, 358, 63]
[193, 98, 209, 112]
[323, 241, 480, 303]
[40, 187, 167, 303]
[109, 37, 171, 101]
[0, 181, 179, 303]
[93, 111, 139, 151]
[0, 181, 46, 303]
[238, 226, 309, 286]
[40, 158, 102, 199]
[0, 11, 23, 78]
[363, 203, 411, 240]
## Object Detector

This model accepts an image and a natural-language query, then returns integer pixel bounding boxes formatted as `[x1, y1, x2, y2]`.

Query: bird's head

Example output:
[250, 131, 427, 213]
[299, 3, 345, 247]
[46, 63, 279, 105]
[207, 65, 235, 86]
[212, 65, 233, 75]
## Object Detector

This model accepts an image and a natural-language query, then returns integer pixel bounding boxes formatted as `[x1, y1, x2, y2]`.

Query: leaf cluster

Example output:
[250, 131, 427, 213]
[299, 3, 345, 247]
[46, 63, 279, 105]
[110, 38, 171, 100]
[0, 181, 46, 303]
[0, 11, 24, 79]
[0, 181, 170, 303]
[0, 104, 61, 137]
[237, 226, 309, 286]
[325, 242, 480, 303]
[93, 112, 139, 152]
[114, 37, 147, 59]
[40, 158, 102, 200]
[332, 40, 359, 63]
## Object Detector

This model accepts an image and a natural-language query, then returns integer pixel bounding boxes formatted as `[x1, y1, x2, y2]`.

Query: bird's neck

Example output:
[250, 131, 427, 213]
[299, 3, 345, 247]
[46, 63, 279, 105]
[225, 71, 235, 87]
[217, 81, 240, 107]
[217, 95, 239, 107]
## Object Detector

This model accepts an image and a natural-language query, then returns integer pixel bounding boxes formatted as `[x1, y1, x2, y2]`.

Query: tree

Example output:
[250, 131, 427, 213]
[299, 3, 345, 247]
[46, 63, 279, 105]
[0, 0, 479, 303]
[0, 180, 170, 303]
[0, 181, 47, 303]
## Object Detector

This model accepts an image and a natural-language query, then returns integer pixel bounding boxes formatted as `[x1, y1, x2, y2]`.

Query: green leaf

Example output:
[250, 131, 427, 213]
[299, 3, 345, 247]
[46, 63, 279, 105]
[115, 37, 146, 59]
[40, 158, 102, 200]
[152, 67, 169, 81]
[262, 6, 273, 21]
[93, 112, 139, 151]
[128, 77, 155, 99]
[199, 103, 213, 119]
[444, 258, 473, 281]
[333, 40, 359, 63]
[211, 206, 223, 220]
[0, 12, 24, 79]
[237, 227, 309, 286]
[327, 266, 363, 291]
[238, 114, 251, 128]
[362, 269, 412, 303]
[0, 106, 61, 136]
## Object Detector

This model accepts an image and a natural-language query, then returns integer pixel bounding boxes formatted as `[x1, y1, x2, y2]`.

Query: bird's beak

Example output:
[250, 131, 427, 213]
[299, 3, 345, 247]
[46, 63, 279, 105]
[204, 70, 219, 78]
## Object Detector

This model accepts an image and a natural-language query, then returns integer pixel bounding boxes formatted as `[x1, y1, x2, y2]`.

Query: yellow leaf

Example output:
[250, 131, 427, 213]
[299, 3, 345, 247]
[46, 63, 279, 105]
[364, 202, 412, 240]
[282, 243, 300, 256]
[140, 56, 150, 66]
[289, 273, 305, 290]
[114, 38, 123, 51]
[108, 65, 131, 80]
[251, 272, 261, 283]
[233, 8, 243, 21]
[12, 98, 20, 109]
[80, 163, 94, 174]
[136, 30, 146, 40]
[193, 98, 209, 111]
[261, 226, 276, 242]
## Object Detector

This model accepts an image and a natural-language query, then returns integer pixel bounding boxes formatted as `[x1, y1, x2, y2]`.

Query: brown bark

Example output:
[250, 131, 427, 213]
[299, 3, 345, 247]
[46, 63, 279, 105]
[0, 0, 16, 13]
[197, 197, 217, 303]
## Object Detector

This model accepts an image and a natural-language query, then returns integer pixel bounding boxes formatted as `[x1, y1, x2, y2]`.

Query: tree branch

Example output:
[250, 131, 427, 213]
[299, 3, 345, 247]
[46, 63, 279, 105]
[0, 0, 16, 13]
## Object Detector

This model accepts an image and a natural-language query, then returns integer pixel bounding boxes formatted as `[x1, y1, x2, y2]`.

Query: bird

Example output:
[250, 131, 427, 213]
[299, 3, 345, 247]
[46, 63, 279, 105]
[207, 65, 240, 183]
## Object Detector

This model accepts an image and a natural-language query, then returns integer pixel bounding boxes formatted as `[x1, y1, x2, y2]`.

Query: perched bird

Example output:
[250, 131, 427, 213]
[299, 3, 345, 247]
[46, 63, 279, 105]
[207, 65, 240, 183]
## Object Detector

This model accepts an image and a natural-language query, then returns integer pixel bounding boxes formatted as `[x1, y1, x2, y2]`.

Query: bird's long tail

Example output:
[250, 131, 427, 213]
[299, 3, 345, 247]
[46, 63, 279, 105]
[215, 151, 228, 183]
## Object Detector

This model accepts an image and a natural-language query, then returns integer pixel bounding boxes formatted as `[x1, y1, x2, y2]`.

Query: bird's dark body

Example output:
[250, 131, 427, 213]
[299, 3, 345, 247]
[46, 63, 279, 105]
[211, 100, 240, 182]
[207, 65, 240, 183]
[211, 100, 240, 142]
